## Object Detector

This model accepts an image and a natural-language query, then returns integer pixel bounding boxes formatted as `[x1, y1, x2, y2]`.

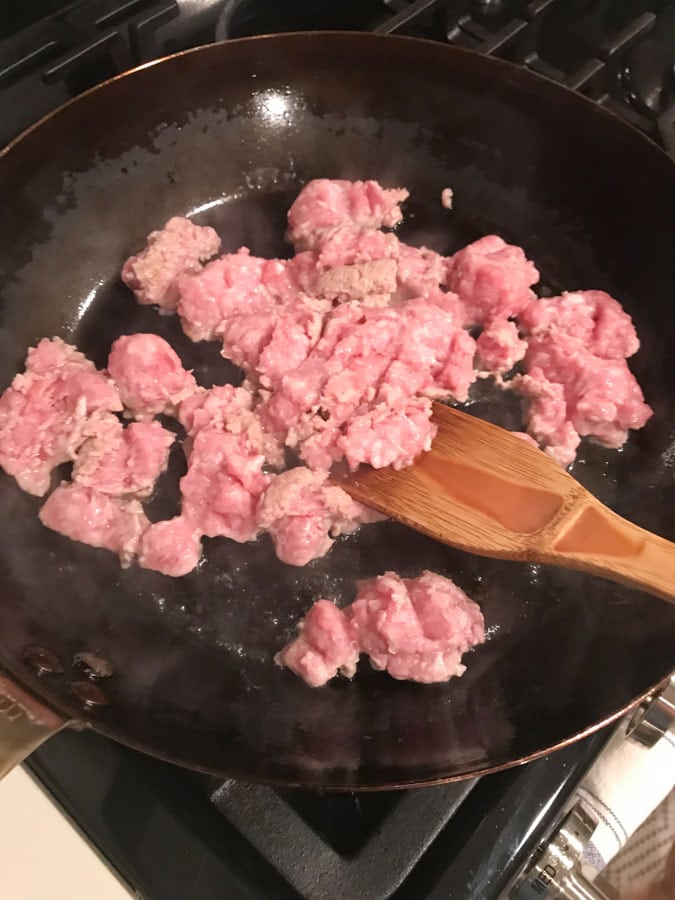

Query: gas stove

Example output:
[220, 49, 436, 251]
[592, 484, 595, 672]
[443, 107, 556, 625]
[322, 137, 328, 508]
[2, 0, 674, 156]
[3, 2, 674, 898]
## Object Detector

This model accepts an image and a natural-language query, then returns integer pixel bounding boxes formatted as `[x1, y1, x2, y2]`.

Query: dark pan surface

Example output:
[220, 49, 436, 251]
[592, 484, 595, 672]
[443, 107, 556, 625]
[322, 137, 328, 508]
[0, 34, 673, 789]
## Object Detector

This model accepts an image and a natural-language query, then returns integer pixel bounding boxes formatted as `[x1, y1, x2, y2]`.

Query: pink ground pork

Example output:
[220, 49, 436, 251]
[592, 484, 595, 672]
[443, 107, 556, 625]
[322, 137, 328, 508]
[275, 571, 486, 687]
[0, 179, 653, 685]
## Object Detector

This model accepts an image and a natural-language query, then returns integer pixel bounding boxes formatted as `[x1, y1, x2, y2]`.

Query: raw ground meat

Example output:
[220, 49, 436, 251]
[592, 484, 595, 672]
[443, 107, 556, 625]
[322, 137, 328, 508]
[511, 371, 581, 467]
[177, 250, 329, 382]
[276, 570, 485, 686]
[171, 181, 476, 482]
[0, 178, 651, 604]
[286, 179, 409, 250]
[513, 331, 652, 466]
[339, 397, 434, 470]
[254, 304, 327, 389]
[313, 226, 399, 270]
[348, 571, 485, 682]
[274, 599, 360, 688]
[178, 384, 253, 436]
[178, 384, 284, 469]
[0, 337, 122, 496]
[178, 248, 273, 343]
[518, 290, 639, 359]
[180, 429, 270, 542]
[511, 288, 651, 466]
[108, 333, 197, 419]
[121, 217, 220, 312]
[395, 243, 448, 300]
[39, 483, 148, 566]
[309, 226, 446, 302]
[73, 419, 174, 497]
[316, 258, 398, 305]
[261, 293, 474, 472]
[445, 235, 539, 326]
[138, 517, 203, 577]
[392, 292, 474, 401]
[476, 319, 528, 373]
[256, 468, 382, 566]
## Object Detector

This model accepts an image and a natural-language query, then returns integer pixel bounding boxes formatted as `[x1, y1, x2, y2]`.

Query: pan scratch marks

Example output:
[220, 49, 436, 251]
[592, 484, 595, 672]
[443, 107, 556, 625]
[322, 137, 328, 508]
[190, 853, 207, 897]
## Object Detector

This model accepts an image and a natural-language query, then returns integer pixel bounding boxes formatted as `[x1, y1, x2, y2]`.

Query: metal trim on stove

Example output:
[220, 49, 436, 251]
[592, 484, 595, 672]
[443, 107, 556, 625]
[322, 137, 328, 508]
[627, 672, 675, 748]
[509, 803, 619, 900]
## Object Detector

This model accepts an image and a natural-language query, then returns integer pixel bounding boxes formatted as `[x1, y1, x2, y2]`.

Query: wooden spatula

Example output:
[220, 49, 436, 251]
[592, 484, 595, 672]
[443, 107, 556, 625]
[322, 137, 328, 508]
[338, 402, 675, 603]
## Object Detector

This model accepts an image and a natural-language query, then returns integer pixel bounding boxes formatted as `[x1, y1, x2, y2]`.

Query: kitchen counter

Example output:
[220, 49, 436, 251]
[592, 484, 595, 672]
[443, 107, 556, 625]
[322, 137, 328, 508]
[0, 766, 131, 900]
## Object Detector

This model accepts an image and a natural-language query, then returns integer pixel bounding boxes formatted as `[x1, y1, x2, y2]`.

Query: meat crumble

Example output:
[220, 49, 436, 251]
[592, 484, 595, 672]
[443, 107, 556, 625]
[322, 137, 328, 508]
[0, 179, 653, 685]
[275, 571, 485, 687]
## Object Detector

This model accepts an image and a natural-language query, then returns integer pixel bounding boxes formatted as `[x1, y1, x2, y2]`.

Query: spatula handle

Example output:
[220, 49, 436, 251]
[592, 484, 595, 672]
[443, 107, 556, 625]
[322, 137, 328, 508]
[547, 500, 675, 603]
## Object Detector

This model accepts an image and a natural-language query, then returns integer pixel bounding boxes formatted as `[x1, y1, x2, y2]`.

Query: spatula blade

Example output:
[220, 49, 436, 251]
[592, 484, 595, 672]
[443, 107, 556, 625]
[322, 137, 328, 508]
[338, 403, 582, 560]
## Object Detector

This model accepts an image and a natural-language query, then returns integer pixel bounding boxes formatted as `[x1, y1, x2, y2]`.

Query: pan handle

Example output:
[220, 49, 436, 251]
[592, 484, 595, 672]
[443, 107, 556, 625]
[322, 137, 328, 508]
[0, 670, 67, 779]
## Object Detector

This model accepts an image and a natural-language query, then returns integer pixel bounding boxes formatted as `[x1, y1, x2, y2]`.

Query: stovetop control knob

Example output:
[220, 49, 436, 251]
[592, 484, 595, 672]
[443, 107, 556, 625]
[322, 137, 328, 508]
[509, 802, 618, 899]
[626, 672, 675, 747]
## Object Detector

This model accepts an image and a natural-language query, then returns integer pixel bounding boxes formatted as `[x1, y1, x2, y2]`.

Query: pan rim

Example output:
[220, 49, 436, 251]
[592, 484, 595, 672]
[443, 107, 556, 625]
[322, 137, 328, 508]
[1, 30, 673, 789]
[16, 670, 666, 790]
[2, 30, 674, 168]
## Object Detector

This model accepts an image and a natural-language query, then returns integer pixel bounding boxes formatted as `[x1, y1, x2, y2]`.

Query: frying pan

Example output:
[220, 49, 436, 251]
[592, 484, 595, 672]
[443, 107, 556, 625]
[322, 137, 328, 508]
[0, 32, 673, 790]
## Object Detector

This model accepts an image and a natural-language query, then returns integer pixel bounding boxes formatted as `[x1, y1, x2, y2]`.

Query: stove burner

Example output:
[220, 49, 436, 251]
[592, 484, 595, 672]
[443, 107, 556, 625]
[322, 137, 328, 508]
[28, 724, 613, 899]
[210, 777, 474, 897]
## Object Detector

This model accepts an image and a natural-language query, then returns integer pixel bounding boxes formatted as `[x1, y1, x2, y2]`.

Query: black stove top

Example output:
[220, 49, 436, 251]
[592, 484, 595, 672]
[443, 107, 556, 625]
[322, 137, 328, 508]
[29, 724, 612, 899]
[4, 2, 672, 897]
[2, 0, 674, 155]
